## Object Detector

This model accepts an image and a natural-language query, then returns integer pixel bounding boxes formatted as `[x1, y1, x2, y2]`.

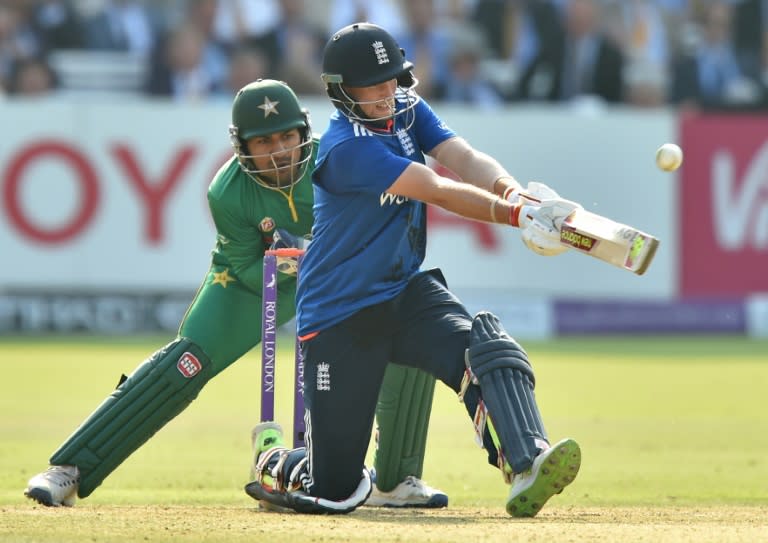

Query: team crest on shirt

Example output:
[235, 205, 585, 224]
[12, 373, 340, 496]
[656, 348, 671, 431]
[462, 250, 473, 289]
[259, 217, 276, 232]
[396, 128, 415, 155]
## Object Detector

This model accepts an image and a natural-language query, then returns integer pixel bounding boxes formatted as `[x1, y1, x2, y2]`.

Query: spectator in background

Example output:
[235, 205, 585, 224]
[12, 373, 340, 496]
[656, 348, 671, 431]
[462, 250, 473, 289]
[29, 0, 83, 51]
[472, 0, 562, 100]
[183, 0, 233, 92]
[763, 0, 768, 83]
[81, 0, 157, 55]
[271, 0, 327, 95]
[604, 0, 669, 68]
[210, 0, 281, 70]
[654, 0, 695, 60]
[604, 0, 670, 107]
[433, 24, 504, 108]
[622, 58, 668, 107]
[211, 0, 281, 44]
[732, 0, 768, 100]
[329, 0, 405, 38]
[219, 44, 269, 98]
[733, 0, 764, 58]
[144, 22, 219, 100]
[437, 0, 474, 22]
[394, 0, 454, 100]
[671, 0, 765, 110]
[0, 2, 42, 89]
[763, 0, 768, 86]
[6, 55, 58, 96]
[515, 0, 625, 104]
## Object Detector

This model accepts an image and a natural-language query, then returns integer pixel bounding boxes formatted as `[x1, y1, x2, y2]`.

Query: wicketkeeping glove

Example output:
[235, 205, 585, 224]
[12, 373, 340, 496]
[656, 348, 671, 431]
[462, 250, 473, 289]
[270, 228, 304, 275]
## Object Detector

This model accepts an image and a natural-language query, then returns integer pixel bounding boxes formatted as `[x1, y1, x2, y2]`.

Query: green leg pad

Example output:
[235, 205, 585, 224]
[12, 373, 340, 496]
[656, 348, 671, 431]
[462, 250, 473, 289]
[50, 338, 212, 498]
[373, 364, 436, 492]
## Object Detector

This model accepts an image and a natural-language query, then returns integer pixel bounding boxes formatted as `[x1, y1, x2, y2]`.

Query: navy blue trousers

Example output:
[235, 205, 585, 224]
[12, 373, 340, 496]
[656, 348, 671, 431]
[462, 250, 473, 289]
[300, 269, 475, 500]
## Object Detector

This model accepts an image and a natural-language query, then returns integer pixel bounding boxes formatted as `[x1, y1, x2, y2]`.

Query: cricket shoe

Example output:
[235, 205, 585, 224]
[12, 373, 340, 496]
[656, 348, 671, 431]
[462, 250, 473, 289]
[365, 469, 448, 508]
[248, 422, 286, 481]
[24, 465, 80, 507]
[245, 422, 293, 512]
[506, 438, 581, 518]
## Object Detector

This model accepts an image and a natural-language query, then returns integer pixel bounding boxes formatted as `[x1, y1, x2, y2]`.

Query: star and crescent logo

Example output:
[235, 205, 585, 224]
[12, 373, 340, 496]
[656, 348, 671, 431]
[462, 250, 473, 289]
[212, 269, 236, 288]
[258, 96, 280, 117]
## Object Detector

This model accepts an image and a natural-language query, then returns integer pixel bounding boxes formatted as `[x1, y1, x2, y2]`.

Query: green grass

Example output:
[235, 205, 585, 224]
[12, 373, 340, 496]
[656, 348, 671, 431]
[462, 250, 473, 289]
[1, 335, 767, 541]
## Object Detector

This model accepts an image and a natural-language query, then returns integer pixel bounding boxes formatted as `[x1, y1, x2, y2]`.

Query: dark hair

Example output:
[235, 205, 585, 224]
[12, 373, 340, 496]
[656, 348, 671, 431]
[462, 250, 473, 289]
[7, 56, 59, 95]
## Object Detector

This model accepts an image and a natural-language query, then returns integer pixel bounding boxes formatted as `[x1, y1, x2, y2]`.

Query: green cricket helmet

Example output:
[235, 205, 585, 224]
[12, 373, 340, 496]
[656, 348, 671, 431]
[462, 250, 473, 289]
[321, 22, 419, 127]
[229, 79, 312, 189]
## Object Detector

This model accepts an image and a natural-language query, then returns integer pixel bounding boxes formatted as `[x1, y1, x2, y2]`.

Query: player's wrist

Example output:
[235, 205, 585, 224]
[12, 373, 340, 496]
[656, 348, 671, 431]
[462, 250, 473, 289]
[493, 175, 518, 197]
[509, 204, 539, 228]
[508, 203, 523, 227]
[503, 186, 522, 205]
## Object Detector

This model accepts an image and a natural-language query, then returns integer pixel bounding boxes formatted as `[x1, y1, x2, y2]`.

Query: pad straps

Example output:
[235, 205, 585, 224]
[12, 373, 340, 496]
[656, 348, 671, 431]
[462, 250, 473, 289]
[464, 312, 549, 475]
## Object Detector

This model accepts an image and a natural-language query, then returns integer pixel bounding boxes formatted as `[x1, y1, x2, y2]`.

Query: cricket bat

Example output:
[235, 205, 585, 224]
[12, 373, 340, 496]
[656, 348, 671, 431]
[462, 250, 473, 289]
[557, 208, 659, 275]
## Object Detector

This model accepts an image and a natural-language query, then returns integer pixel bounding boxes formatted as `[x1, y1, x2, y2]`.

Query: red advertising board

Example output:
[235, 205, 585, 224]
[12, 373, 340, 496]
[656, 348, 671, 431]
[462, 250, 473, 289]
[680, 115, 768, 297]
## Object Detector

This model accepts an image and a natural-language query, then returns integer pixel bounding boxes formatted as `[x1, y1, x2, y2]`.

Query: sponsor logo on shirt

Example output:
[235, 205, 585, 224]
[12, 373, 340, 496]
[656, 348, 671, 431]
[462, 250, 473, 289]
[380, 193, 409, 206]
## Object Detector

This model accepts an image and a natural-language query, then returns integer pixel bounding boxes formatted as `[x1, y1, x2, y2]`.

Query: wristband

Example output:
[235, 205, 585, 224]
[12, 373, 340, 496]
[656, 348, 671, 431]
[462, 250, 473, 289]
[489, 198, 501, 223]
[502, 186, 519, 201]
[509, 204, 523, 227]
[493, 175, 515, 196]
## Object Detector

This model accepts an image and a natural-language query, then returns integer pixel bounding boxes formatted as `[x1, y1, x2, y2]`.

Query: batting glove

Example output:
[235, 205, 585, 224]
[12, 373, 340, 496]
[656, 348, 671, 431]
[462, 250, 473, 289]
[517, 198, 582, 257]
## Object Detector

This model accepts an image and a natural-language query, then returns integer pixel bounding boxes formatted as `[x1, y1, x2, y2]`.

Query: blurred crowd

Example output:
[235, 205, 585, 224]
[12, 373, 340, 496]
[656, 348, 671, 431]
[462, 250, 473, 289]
[0, 0, 767, 110]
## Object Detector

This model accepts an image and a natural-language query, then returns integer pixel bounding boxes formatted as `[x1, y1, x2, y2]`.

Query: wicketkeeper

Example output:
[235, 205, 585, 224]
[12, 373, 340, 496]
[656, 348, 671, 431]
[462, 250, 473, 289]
[24, 79, 447, 509]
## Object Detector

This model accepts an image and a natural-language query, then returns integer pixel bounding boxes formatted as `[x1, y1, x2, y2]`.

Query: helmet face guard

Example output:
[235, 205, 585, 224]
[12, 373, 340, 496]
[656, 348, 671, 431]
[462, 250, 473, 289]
[229, 79, 312, 189]
[321, 23, 420, 129]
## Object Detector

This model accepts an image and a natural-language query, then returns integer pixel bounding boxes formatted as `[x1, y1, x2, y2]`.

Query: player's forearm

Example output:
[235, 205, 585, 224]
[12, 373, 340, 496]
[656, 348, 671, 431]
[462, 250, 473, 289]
[429, 180, 518, 226]
[461, 150, 521, 196]
[433, 139, 521, 196]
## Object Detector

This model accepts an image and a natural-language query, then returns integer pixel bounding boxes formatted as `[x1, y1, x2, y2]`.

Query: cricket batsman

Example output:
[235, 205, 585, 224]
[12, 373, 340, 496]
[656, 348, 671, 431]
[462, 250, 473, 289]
[24, 79, 446, 509]
[245, 24, 582, 517]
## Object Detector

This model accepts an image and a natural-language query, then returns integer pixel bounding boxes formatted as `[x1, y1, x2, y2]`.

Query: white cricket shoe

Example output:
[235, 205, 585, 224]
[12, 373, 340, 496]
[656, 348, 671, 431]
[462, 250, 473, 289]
[365, 471, 448, 508]
[506, 438, 581, 517]
[24, 465, 80, 507]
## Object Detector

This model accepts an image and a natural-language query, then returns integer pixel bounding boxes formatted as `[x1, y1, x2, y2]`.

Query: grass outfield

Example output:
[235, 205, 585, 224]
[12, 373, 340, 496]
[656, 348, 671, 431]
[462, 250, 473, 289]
[1, 335, 767, 542]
